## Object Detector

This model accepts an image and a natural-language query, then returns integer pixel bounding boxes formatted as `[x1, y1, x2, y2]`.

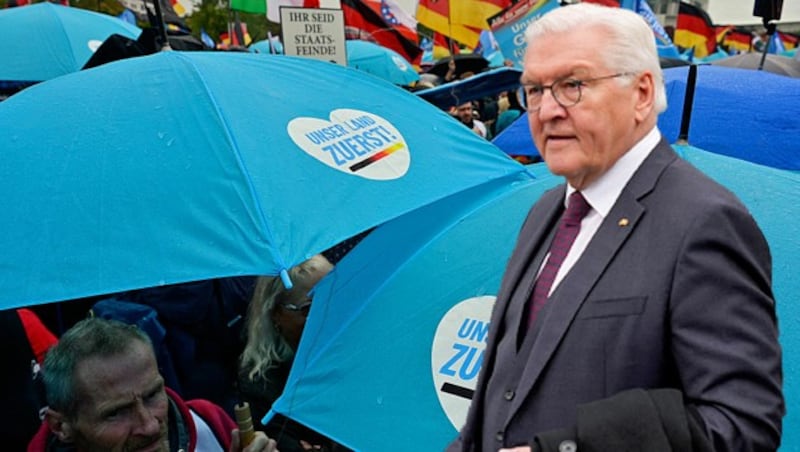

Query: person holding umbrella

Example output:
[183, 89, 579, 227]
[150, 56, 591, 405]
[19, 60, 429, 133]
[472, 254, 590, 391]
[239, 255, 346, 452]
[449, 3, 783, 451]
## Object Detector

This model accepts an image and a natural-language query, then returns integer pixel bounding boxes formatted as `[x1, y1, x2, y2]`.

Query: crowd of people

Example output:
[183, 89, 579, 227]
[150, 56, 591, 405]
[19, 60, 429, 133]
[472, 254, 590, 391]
[9, 232, 366, 451]
[4, 3, 786, 452]
[448, 89, 526, 141]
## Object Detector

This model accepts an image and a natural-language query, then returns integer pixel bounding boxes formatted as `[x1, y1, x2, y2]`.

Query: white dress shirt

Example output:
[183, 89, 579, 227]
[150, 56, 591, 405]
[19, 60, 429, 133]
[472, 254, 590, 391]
[546, 126, 662, 295]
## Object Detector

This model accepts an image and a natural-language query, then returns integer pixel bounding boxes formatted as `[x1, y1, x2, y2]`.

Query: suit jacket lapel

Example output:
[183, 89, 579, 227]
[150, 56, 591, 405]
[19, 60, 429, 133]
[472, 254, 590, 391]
[506, 189, 566, 338]
[509, 139, 677, 416]
[499, 187, 566, 305]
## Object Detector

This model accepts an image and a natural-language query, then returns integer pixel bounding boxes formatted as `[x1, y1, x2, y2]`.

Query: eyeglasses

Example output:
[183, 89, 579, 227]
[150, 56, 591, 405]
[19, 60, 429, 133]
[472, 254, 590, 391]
[280, 300, 312, 317]
[521, 72, 635, 112]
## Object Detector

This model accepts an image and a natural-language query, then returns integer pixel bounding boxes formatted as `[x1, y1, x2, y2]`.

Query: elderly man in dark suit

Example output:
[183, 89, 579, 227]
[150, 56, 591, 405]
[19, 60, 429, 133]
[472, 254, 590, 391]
[448, 4, 783, 452]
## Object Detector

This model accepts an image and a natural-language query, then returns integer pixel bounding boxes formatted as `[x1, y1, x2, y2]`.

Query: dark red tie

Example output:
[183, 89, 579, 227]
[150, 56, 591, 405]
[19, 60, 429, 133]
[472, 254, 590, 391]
[527, 191, 591, 329]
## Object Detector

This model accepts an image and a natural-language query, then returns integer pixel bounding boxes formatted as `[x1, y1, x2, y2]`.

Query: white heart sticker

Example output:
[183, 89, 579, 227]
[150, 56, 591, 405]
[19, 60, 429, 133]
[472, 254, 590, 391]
[88, 39, 104, 52]
[391, 54, 409, 71]
[288, 109, 410, 180]
[431, 296, 495, 430]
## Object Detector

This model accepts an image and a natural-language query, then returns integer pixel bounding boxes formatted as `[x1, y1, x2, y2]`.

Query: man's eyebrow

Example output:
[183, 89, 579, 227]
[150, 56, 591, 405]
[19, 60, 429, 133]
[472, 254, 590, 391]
[97, 379, 164, 416]
[97, 398, 135, 417]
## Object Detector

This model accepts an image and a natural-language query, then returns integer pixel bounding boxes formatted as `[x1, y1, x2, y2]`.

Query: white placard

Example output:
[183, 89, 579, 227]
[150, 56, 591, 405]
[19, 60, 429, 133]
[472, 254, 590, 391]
[280, 7, 347, 66]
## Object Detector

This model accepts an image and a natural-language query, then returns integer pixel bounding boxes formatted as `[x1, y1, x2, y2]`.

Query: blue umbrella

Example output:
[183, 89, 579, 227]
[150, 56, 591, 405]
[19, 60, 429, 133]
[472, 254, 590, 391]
[270, 169, 561, 451]
[416, 67, 522, 110]
[491, 112, 538, 158]
[274, 145, 800, 451]
[710, 52, 800, 78]
[345, 40, 419, 86]
[672, 144, 800, 452]
[0, 3, 141, 83]
[0, 51, 525, 309]
[663, 65, 800, 169]
[492, 65, 800, 170]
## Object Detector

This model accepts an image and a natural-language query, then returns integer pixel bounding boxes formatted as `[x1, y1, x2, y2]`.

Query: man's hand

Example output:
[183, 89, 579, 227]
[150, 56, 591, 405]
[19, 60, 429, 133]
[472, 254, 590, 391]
[229, 429, 279, 452]
[499, 447, 531, 452]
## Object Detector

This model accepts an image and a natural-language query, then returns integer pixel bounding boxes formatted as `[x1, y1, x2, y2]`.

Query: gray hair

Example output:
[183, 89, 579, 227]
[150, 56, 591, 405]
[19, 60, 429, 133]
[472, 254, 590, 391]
[43, 317, 153, 418]
[240, 254, 333, 380]
[525, 3, 667, 113]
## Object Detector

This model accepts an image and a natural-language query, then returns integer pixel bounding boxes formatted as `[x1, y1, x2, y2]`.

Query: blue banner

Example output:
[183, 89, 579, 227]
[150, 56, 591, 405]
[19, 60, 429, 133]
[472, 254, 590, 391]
[488, 0, 560, 70]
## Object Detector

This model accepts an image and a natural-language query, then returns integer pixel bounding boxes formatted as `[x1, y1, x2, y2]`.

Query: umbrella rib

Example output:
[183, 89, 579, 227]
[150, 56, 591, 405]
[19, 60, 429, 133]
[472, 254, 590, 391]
[47, 4, 81, 72]
[176, 53, 287, 276]
[299, 178, 530, 367]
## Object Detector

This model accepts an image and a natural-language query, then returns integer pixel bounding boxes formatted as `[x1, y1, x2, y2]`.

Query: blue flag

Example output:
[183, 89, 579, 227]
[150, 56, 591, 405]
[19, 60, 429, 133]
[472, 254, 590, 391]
[200, 28, 215, 49]
[769, 32, 786, 54]
[117, 9, 137, 26]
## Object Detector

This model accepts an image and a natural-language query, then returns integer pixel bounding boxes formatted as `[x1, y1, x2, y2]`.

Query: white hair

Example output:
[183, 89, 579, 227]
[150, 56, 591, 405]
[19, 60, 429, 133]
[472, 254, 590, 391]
[240, 254, 333, 380]
[525, 3, 667, 113]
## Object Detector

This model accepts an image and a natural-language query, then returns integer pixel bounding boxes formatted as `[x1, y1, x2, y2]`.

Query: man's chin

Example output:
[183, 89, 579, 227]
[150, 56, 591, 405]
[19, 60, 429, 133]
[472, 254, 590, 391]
[127, 436, 168, 452]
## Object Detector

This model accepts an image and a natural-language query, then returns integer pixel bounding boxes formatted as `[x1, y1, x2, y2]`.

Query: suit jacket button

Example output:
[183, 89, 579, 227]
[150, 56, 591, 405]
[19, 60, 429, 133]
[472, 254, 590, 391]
[504, 390, 515, 400]
[558, 440, 577, 452]
[495, 431, 504, 442]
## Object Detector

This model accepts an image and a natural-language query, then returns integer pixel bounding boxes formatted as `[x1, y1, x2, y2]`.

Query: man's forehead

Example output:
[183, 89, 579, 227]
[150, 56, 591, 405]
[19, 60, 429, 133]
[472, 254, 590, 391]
[521, 62, 595, 84]
[72, 345, 160, 400]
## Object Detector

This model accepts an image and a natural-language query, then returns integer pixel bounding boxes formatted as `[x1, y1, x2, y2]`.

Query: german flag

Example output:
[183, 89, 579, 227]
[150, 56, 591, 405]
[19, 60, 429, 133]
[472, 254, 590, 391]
[417, 0, 511, 48]
[341, 0, 422, 64]
[778, 31, 798, 50]
[362, 0, 418, 44]
[432, 32, 459, 59]
[716, 26, 752, 53]
[675, 2, 716, 58]
[417, 0, 481, 47]
[450, 0, 511, 29]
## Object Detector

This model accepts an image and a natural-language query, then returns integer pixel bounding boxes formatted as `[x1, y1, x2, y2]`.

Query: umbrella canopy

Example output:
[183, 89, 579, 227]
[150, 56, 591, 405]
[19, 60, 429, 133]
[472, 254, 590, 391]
[659, 56, 692, 68]
[426, 54, 490, 79]
[270, 169, 561, 451]
[250, 38, 284, 54]
[672, 144, 800, 452]
[710, 52, 800, 78]
[416, 67, 522, 110]
[0, 3, 141, 83]
[492, 65, 800, 170]
[275, 145, 800, 451]
[661, 65, 800, 169]
[0, 51, 525, 309]
[345, 40, 420, 86]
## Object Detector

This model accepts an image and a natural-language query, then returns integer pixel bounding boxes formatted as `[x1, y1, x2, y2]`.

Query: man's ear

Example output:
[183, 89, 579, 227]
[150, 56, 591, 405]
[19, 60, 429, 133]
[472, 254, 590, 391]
[45, 408, 74, 443]
[633, 71, 656, 122]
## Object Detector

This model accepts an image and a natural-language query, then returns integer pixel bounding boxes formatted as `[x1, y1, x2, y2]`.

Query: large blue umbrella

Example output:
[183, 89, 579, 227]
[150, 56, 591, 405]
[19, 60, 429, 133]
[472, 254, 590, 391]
[492, 65, 800, 170]
[274, 145, 800, 451]
[269, 169, 561, 451]
[0, 51, 525, 309]
[672, 144, 800, 452]
[0, 3, 141, 83]
[345, 40, 420, 86]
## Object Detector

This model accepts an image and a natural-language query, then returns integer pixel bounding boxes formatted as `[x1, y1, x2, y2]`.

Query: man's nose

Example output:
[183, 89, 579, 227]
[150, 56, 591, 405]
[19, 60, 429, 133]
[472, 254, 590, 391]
[131, 401, 161, 436]
[537, 88, 566, 119]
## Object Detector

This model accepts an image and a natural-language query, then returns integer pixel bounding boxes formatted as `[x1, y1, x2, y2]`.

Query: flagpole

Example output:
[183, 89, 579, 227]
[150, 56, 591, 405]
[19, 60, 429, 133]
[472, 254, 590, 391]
[151, 0, 172, 50]
[445, 0, 456, 82]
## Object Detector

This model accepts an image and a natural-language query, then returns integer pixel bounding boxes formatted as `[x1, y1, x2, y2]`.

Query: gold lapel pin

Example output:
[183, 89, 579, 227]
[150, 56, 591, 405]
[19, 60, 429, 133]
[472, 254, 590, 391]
[618, 218, 630, 227]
